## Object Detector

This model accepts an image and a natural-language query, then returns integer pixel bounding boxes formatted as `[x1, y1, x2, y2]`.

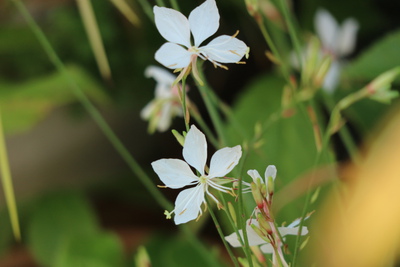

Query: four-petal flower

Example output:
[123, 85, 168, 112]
[151, 124, 242, 224]
[153, 0, 249, 83]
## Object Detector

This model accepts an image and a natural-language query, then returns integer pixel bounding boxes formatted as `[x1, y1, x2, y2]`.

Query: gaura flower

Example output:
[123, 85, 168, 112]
[225, 217, 309, 253]
[151, 124, 242, 224]
[141, 66, 185, 133]
[315, 8, 359, 92]
[153, 0, 249, 84]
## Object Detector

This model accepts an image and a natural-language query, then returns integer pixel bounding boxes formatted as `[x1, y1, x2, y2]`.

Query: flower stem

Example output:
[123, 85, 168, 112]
[194, 67, 227, 147]
[11, 0, 173, 211]
[0, 106, 21, 241]
[169, 0, 180, 11]
[206, 198, 240, 267]
[180, 77, 190, 132]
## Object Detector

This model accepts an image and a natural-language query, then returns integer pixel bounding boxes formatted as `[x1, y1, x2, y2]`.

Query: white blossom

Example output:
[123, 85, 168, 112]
[151, 125, 242, 224]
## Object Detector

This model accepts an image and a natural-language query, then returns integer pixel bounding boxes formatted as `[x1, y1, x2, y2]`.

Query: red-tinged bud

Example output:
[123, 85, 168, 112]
[251, 182, 264, 209]
[257, 213, 273, 235]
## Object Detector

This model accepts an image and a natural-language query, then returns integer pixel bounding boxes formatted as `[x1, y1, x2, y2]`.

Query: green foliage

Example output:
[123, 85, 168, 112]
[0, 209, 13, 257]
[226, 74, 321, 219]
[27, 192, 116, 267]
[0, 65, 109, 134]
[344, 29, 400, 83]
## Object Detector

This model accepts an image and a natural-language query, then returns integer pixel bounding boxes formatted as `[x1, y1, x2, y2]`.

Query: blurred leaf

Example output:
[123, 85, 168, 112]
[344, 30, 400, 83]
[144, 234, 225, 267]
[27, 192, 100, 266]
[0, 65, 109, 134]
[226, 74, 322, 219]
[54, 232, 124, 267]
[0, 209, 13, 257]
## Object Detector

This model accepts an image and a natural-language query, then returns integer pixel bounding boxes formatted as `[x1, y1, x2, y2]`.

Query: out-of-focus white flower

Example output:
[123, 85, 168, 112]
[314, 8, 359, 92]
[153, 0, 249, 84]
[141, 66, 184, 133]
[225, 218, 309, 253]
[151, 125, 242, 224]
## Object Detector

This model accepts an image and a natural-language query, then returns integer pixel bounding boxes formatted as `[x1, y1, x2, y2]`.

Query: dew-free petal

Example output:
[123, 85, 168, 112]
[174, 185, 205, 224]
[183, 125, 207, 175]
[336, 18, 359, 57]
[155, 42, 192, 69]
[189, 0, 219, 47]
[154, 6, 191, 47]
[315, 8, 339, 52]
[201, 35, 248, 64]
[145, 65, 176, 86]
[151, 158, 198, 189]
[264, 165, 277, 182]
[208, 145, 242, 178]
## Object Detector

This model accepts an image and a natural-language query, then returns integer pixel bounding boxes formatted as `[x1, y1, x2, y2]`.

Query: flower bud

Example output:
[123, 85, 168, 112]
[228, 202, 237, 226]
[134, 246, 151, 267]
[267, 175, 275, 197]
[257, 213, 273, 235]
[172, 129, 185, 147]
[366, 67, 400, 104]
[251, 182, 264, 209]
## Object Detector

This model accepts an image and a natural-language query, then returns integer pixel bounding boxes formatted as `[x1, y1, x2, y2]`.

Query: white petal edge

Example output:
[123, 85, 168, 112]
[183, 125, 207, 175]
[225, 220, 267, 247]
[264, 165, 277, 182]
[145, 65, 176, 86]
[278, 226, 309, 236]
[151, 158, 198, 189]
[155, 42, 192, 69]
[260, 243, 275, 254]
[174, 185, 205, 224]
[200, 35, 248, 64]
[208, 145, 242, 178]
[322, 60, 341, 93]
[336, 18, 359, 57]
[315, 8, 338, 52]
[247, 169, 262, 183]
[156, 102, 173, 132]
[154, 6, 191, 47]
[189, 0, 220, 47]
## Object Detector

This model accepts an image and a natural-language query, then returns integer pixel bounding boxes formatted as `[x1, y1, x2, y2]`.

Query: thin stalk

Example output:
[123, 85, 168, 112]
[277, 0, 303, 69]
[206, 198, 240, 267]
[180, 77, 190, 132]
[155, 0, 166, 7]
[194, 67, 227, 147]
[136, 0, 154, 22]
[190, 108, 219, 148]
[12, 0, 173, 211]
[169, 0, 180, 11]
[0, 106, 20, 241]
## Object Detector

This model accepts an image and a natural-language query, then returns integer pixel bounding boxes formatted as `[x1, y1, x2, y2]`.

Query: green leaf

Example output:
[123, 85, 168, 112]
[344, 30, 400, 83]
[0, 65, 109, 134]
[54, 232, 124, 267]
[27, 192, 100, 266]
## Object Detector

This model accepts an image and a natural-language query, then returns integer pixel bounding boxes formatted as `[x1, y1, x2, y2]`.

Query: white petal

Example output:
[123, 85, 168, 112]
[156, 102, 173, 132]
[145, 65, 176, 86]
[155, 42, 192, 69]
[154, 6, 191, 47]
[315, 8, 338, 52]
[225, 219, 267, 247]
[322, 60, 342, 92]
[140, 100, 155, 120]
[336, 18, 359, 57]
[174, 185, 205, 224]
[189, 0, 219, 47]
[247, 169, 263, 183]
[208, 145, 242, 178]
[278, 226, 309, 237]
[200, 36, 248, 64]
[264, 165, 277, 182]
[260, 243, 275, 254]
[151, 159, 198, 188]
[183, 125, 207, 175]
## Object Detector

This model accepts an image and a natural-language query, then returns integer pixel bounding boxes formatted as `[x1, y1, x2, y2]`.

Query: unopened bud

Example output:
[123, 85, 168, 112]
[267, 176, 275, 196]
[227, 202, 237, 226]
[172, 129, 185, 147]
[313, 55, 332, 88]
[257, 213, 273, 235]
[366, 67, 400, 103]
[134, 246, 151, 267]
[251, 182, 264, 208]
[250, 223, 270, 240]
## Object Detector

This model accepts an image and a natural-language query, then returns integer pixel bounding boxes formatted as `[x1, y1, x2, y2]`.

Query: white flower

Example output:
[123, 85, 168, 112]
[247, 165, 277, 184]
[153, 0, 249, 83]
[225, 218, 309, 253]
[315, 8, 359, 92]
[141, 66, 184, 133]
[151, 124, 242, 224]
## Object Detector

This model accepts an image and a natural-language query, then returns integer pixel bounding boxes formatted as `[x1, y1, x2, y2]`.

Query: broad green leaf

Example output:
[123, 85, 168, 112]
[0, 65, 109, 134]
[27, 192, 100, 266]
[344, 30, 400, 83]
[54, 232, 124, 267]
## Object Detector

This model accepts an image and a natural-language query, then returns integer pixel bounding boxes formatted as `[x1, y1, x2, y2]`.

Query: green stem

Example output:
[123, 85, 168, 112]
[12, 0, 173, 212]
[277, 0, 303, 69]
[169, 0, 180, 11]
[136, 0, 154, 22]
[194, 68, 227, 147]
[180, 77, 190, 132]
[155, 0, 166, 7]
[0, 106, 21, 241]
[206, 198, 240, 267]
